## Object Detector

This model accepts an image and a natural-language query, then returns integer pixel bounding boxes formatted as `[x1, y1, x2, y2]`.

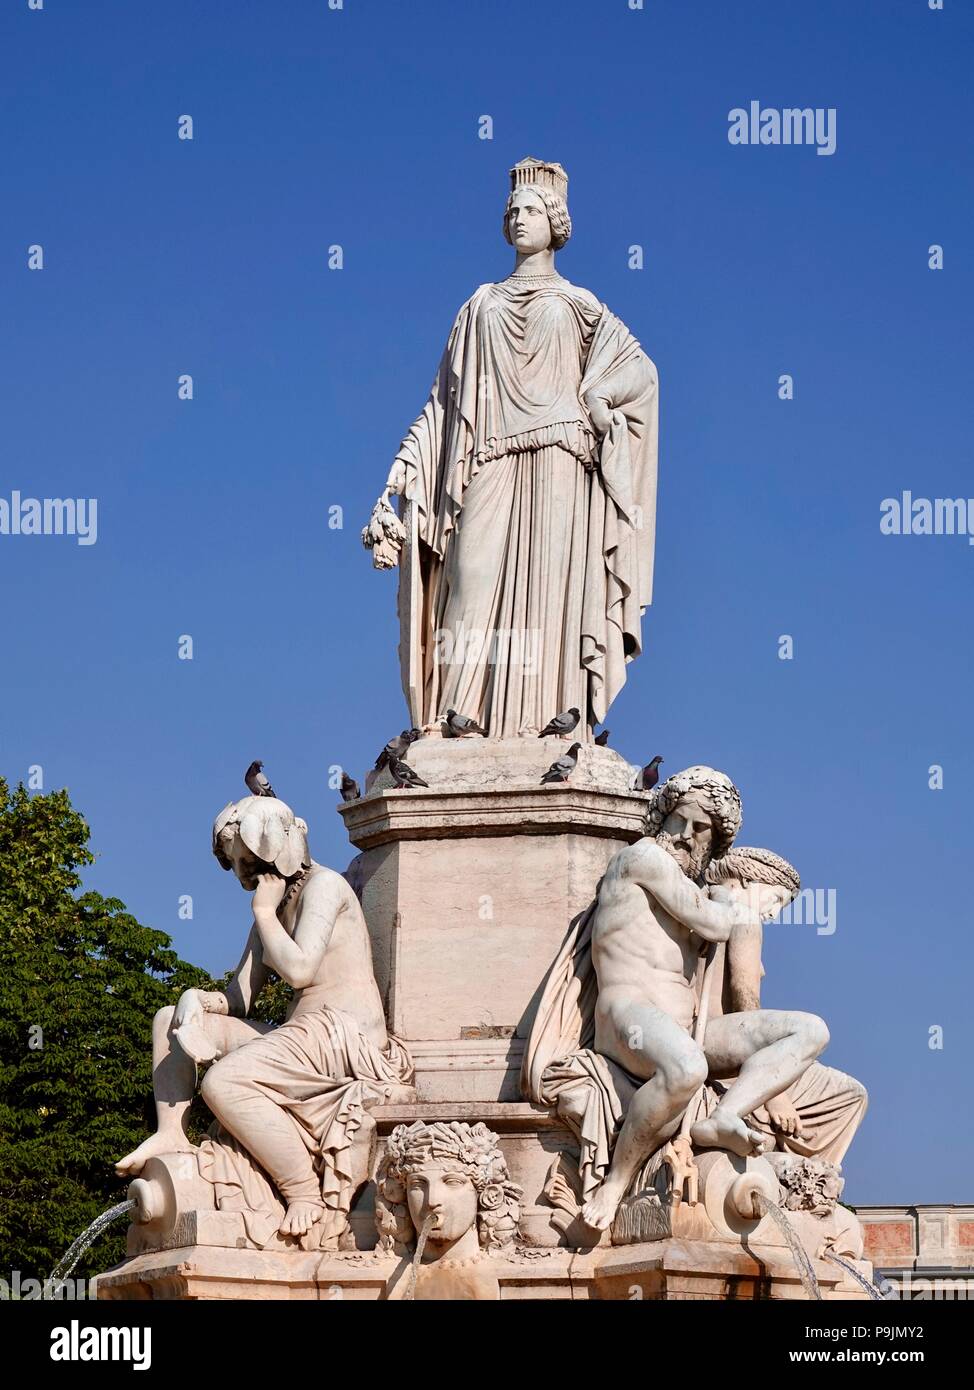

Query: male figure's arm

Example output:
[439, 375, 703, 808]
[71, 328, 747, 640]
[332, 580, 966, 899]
[623, 842, 748, 943]
[252, 872, 342, 990]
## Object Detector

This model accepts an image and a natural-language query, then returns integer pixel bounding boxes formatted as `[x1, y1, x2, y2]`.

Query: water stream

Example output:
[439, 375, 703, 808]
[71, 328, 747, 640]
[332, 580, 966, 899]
[404, 1213, 435, 1301]
[753, 1193, 822, 1300]
[822, 1249, 892, 1300]
[47, 1199, 135, 1295]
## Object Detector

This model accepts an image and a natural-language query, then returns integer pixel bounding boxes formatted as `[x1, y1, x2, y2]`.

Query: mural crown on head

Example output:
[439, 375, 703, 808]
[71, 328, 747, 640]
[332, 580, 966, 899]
[509, 156, 569, 201]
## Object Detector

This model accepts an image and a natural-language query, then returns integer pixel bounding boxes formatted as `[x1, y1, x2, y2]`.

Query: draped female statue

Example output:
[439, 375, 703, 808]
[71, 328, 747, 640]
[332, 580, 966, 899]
[362, 157, 659, 740]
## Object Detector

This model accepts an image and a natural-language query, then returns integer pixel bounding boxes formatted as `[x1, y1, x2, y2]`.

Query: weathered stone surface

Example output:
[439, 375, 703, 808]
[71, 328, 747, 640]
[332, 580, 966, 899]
[342, 743, 650, 1045]
[97, 1237, 870, 1301]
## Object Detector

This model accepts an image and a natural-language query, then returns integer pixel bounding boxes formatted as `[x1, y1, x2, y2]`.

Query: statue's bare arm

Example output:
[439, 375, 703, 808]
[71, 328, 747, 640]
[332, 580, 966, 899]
[252, 872, 341, 990]
[620, 843, 745, 944]
[223, 925, 271, 1017]
[725, 915, 764, 1012]
[172, 924, 270, 1027]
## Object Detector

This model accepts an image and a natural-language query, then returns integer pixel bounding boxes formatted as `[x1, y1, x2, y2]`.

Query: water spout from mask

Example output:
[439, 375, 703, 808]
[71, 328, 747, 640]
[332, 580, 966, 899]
[404, 1212, 435, 1301]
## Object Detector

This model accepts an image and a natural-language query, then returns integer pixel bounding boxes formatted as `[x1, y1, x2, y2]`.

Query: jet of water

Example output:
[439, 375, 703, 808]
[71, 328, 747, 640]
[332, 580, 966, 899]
[822, 1249, 892, 1300]
[753, 1192, 822, 1300]
[47, 1199, 135, 1296]
[404, 1213, 435, 1302]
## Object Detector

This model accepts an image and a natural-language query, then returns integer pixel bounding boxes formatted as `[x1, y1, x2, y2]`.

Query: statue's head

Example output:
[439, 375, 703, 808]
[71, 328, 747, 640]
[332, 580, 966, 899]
[375, 1121, 522, 1259]
[645, 765, 742, 880]
[705, 845, 800, 922]
[212, 796, 310, 890]
[503, 156, 572, 253]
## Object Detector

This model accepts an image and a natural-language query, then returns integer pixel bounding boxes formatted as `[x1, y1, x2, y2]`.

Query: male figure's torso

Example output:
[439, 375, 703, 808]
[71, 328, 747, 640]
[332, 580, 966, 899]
[591, 842, 702, 1035]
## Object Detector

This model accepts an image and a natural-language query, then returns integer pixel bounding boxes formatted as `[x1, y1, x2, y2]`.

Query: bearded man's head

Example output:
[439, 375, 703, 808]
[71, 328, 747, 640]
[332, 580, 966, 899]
[645, 765, 742, 880]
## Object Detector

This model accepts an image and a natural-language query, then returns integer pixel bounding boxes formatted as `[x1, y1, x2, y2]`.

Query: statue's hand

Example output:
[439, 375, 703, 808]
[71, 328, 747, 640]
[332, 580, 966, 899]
[584, 393, 612, 436]
[384, 460, 407, 497]
[765, 1092, 803, 1137]
[173, 988, 205, 1030]
[253, 871, 288, 916]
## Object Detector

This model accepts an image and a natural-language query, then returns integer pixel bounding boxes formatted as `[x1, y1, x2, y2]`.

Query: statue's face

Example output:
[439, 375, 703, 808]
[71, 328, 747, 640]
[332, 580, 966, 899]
[222, 831, 266, 892]
[406, 1162, 479, 1246]
[659, 791, 715, 878]
[752, 882, 793, 921]
[507, 188, 552, 254]
[719, 876, 794, 922]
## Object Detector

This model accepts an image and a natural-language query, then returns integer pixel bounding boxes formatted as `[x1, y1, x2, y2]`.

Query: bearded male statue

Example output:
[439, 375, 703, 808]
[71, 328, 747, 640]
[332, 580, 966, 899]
[523, 765, 832, 1232]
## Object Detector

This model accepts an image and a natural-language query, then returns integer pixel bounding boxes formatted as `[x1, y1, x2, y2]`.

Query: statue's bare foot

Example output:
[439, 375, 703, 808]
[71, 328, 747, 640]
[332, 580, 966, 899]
[580, 1183, 623, 1231]
[279, 1201, 325, 1238]
[690, 1112, 767, 1158]
[115, 1132, 194, 1178]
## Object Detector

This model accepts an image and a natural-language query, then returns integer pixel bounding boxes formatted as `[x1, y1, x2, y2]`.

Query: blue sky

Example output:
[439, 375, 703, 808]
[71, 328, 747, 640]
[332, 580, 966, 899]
[1, 0, 971, 1204]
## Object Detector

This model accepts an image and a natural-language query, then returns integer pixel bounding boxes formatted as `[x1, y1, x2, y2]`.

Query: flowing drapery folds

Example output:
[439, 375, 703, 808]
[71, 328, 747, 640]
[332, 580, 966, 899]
[394, 276, 658, 736]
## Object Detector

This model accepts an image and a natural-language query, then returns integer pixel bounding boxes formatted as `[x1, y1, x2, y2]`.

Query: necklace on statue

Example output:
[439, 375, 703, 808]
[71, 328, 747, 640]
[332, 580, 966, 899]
[280, 866, 311, 910]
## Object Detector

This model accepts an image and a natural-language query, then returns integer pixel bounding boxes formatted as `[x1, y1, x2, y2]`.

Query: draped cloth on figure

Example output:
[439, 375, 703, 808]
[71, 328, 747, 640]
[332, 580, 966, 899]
[521, 909, 867, 1203]
[197, 1008, 414, 1251]
[394, 276, 659, 735]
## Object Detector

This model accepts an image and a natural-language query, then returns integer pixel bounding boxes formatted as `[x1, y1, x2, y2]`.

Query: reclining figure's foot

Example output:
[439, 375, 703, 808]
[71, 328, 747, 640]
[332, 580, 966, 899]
[580, 1181, 624, 1232]
[115, 1132, 195, 1178]
[279, 1200, 325, 1238]
[690, 1111, 768, 1158]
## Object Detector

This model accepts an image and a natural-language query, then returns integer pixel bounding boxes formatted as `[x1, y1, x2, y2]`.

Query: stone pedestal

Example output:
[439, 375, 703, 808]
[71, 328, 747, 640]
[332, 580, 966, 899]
[340, 736, 649, 1051]
[97, 1238, 870, 1301]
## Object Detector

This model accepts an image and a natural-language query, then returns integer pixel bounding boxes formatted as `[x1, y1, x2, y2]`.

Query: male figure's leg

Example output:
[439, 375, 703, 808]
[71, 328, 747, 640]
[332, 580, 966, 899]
[115, 1008, 271, 1176]
[693, 1009, 829, 1157]
[582, 998, 708, 1230]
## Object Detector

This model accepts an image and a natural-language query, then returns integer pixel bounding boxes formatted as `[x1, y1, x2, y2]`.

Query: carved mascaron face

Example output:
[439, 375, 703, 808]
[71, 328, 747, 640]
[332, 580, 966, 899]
[406, 1161, 479, 1248]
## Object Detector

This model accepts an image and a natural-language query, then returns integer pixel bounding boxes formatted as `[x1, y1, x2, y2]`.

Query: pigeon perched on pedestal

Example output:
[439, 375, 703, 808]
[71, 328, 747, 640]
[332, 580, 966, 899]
[374, 728, 421, 771]
[541, 743, 582, 784]
[594, 729, 610, 746]
[244, 761, 276, 797]
[538, 707, 581, 738]
[640, 756, 664, 790]
[389, 755, 429, 790]
[340, 773, 361, 803]
[445, 709, 487, 737]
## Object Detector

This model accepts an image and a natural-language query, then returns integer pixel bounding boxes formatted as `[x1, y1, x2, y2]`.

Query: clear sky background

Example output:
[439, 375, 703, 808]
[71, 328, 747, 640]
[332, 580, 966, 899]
[1, 0, 971, 1205]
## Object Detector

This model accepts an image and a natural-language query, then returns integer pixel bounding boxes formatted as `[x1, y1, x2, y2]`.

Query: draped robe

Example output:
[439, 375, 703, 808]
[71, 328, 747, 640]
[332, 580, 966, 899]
[393, 274, 658, 737]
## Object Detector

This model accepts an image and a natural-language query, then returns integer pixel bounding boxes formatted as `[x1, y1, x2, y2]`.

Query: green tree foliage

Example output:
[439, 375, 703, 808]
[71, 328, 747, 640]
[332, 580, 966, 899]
[212, 968, 292, 1025]
[0, 779, 211, 1282]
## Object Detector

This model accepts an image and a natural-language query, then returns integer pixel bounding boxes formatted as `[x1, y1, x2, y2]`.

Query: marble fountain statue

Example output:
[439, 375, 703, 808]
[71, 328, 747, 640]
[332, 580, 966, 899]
[95, 158, 874, 1302]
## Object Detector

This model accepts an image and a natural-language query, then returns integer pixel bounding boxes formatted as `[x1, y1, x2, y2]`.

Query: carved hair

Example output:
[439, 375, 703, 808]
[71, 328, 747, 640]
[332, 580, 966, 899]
[502, 186, 572, 250]
[705, 845, 800, 900]
[645, 765, 743, 861]
[375, 1121, 522, 1256]
[212, 796, 310, 879]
